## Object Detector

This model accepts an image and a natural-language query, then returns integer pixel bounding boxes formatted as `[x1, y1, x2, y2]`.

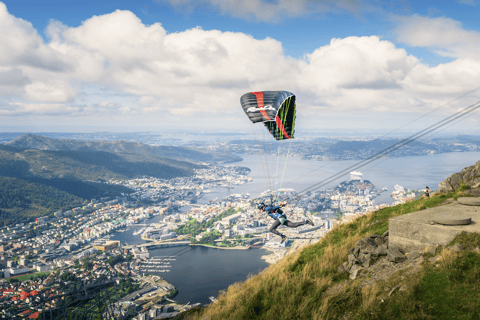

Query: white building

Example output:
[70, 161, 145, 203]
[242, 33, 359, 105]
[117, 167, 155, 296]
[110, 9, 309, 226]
[8, 266, 29, 275]
[33, 262, 54, 272]
[222, 213, 242, 225]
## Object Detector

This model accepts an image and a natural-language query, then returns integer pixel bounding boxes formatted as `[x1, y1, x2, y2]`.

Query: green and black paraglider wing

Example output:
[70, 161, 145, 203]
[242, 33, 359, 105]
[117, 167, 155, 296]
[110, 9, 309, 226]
[240, 91, 296, 140]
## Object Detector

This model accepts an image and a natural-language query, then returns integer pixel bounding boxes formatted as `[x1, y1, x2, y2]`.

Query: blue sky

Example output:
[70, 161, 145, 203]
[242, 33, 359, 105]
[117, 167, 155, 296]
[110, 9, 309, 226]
[1, 0, 480, 134]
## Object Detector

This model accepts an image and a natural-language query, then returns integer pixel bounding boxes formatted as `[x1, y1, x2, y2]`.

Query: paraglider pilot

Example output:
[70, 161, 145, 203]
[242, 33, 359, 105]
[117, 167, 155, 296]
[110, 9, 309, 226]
[258, 202, 314, 244]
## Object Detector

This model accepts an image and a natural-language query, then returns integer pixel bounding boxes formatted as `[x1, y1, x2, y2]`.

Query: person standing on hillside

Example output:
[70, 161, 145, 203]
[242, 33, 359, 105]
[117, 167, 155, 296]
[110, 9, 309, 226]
[258, 202, 314, 244]
[425, 186, 430, 198]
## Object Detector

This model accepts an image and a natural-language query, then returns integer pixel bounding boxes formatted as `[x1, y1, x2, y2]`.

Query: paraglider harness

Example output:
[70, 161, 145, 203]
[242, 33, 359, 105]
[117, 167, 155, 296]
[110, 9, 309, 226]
[258, 201, 288, 225]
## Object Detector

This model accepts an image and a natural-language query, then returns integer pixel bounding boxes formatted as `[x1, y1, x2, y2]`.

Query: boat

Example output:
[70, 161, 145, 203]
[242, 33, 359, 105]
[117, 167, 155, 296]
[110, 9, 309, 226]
[133, 227, 146, 236]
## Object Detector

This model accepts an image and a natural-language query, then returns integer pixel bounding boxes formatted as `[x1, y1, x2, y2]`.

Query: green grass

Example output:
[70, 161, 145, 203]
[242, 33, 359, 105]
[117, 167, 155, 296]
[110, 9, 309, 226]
[459, 183, 471, 191]
[415, 252, 480, 319]
[9, 272, 50, 282]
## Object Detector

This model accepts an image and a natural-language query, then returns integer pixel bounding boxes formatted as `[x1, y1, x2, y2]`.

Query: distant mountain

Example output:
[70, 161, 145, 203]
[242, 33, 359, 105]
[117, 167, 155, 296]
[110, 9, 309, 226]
[0, 144, 198, 181]
[5, 134, 242, 164]
[0, 134, 211, 224]
[0, 134, 240, 225]
[432, 135, 480, 144]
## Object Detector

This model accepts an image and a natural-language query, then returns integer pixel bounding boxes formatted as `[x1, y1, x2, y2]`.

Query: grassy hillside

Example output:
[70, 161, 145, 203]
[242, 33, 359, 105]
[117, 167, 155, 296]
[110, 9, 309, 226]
[182, 188, 480, 320]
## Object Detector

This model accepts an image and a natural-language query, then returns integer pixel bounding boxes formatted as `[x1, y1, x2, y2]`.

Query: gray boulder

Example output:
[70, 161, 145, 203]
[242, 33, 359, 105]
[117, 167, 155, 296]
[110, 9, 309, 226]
[361, 253, 375, 268]
[375, 244, 388, 256]
[348, 254, 358, 265]
[406, 250, 421, 260]
[387, 247, 405, 263]
[356, 238, 377, 253]
[439, 160, 480, 192]
[373, 236, 386, 246]
[353, 247, 360, 257]
[439, 172, 463, 192]
[349, 265, 365, 280]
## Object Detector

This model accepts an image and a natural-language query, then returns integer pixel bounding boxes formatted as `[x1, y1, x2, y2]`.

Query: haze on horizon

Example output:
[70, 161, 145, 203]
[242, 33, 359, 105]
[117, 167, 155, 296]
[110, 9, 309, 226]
[1, 0, 480, 135]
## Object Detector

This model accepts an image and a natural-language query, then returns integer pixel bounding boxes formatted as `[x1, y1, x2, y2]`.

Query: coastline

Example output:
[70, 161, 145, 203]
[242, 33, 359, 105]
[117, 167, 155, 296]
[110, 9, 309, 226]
[189, 244, 250, 250]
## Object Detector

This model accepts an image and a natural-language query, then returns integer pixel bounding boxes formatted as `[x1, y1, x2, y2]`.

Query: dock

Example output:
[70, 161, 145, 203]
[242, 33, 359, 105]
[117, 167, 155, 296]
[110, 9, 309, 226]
[123, 241, 190, 250]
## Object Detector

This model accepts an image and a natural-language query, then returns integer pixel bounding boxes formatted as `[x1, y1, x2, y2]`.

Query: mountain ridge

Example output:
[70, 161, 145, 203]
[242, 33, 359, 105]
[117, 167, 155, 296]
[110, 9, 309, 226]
[4, 134, 242, 164]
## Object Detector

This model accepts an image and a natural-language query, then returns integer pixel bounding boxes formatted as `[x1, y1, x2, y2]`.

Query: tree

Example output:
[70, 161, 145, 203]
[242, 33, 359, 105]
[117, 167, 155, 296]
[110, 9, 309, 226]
[60, 271, 76, 282]
[82, 258, 91, 269]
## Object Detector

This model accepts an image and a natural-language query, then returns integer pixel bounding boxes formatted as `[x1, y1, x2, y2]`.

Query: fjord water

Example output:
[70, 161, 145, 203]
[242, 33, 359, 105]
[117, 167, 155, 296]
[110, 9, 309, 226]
[109, 216, 270, 306]
[148, 246, 269, 305]
[200, 152, 480, 205]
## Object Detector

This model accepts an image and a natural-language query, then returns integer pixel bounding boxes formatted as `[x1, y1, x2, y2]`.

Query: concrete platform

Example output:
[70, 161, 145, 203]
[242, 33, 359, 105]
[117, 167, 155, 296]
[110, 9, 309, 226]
[389, 202, 480, 252]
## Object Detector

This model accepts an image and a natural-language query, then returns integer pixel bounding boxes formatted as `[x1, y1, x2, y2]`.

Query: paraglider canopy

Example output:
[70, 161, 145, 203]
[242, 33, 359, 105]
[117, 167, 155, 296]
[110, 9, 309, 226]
[240, 91, 296, 140]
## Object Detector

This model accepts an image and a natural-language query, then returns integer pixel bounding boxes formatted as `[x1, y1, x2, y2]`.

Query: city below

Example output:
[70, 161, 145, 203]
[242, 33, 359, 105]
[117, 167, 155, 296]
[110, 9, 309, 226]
[0, 166, 426, 319]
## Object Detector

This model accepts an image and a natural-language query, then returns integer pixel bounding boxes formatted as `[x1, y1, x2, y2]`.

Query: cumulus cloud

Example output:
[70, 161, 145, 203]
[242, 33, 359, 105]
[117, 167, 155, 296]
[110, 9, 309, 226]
[0, 3, 73, 72]
[301, 36, 418, 91]
[0, 100, 130, 117]
[1, 2, 480, 126]
[0, 102, 82, 116]
[394, 14, 480, 59]
[0, 2, 77, 103]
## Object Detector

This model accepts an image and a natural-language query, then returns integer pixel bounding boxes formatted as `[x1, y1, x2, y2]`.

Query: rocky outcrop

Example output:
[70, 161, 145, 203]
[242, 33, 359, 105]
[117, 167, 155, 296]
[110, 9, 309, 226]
[337, 231, 443, 281]
[338, 231, 413, 280]
[438, 160, 480, 193]
[332, 235, 480, 303]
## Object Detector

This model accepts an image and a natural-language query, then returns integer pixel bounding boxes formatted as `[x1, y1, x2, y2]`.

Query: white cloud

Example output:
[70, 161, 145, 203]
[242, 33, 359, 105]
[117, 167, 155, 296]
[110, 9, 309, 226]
[0, 3, 73, 71]
[0, 2, 77, 103]
[1, 3, 480, 128]
[301, 36, 418, 91]
[0, 100, 130, 117]
[0, 102, 81, 116]
[24, 81, 77, 102]
[394, 14, 480, 59]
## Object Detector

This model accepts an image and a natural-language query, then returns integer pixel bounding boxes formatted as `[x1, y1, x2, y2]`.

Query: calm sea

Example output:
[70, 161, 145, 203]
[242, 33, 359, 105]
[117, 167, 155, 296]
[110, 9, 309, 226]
[200, 152, 480, 205]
